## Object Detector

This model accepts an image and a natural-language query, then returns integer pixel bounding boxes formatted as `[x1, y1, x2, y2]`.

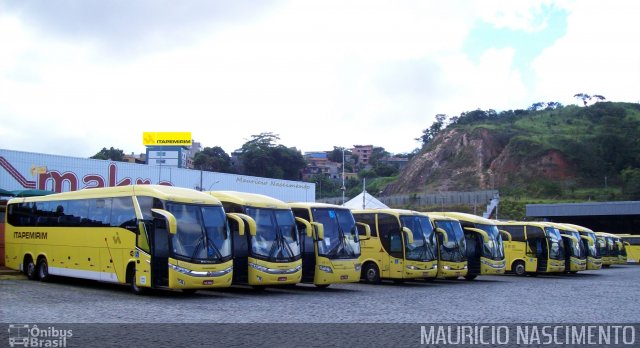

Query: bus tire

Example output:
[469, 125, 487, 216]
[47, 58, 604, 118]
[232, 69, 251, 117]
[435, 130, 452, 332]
[513, 261, 526, 276]
[37, 257, 50, 282]
[25, 257, 38, 280]
[127, 264, 147, 295]
[362, 263, 380, 283]
[464, 274, 477, 281]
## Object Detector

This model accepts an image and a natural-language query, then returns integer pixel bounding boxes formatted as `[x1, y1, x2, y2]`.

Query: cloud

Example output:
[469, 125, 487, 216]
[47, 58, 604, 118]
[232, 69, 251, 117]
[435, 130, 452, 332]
[532, 0, 640, 105]
[0, 1, 638, 160]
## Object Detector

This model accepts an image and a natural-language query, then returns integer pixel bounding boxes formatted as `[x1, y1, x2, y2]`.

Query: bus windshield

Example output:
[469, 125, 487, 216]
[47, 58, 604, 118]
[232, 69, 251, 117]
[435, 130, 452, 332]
[476, 223, 504, 260]
[246, 207, 301, 262]
[434, 220, 467, 262]
[565, 231, 584, 258]
[166, 203, 232, 262]
[312, 208, 361, 259]
[583, 232, 600, 258]
[544, 227, 565, 261]
[400, 215, 438, 262]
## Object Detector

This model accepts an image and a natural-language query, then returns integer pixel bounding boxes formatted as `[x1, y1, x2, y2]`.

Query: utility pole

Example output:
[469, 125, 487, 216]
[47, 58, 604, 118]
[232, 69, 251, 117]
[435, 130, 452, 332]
[341, 147, 346, 205]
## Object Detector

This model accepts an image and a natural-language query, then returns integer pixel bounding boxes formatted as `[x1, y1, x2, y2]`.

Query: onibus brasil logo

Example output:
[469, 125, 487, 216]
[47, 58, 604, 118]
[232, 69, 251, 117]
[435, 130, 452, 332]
[7, 324, 72, 347]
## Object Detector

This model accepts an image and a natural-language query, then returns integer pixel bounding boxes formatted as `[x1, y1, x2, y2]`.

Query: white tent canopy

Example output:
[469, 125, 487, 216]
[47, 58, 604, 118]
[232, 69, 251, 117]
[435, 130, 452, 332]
[343, 190, 389, 210]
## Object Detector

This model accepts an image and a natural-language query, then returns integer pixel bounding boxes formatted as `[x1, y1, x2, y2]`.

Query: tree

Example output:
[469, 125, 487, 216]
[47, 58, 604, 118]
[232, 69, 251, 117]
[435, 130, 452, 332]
[368, 147, 389, 166]
[235, 132, 306, 180]
[90, 147, 125, 161]
[621, 168, 640, 199]
[328, 146, 351, 163]
[193, 146, 232, 173]
[574, 93, 606, 106]
[417, 114, 447, 146]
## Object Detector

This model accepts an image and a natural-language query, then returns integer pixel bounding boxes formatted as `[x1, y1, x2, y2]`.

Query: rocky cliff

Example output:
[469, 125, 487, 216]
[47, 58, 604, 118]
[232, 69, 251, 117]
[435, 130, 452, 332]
[383, 127, 577, 194]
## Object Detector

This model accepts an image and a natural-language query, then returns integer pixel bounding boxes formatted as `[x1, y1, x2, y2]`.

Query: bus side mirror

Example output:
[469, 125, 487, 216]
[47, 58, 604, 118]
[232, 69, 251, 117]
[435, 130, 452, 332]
[295, 217, 313, 238]
[151, 208, 177, 234]
[356, 222, 371, 240]
[499, 229, 512, 242]
[435, 227, 449, 244]
[580, 235, 594, 246]
[464, 227, 490, 243]
[311, 222, 325, 241]
[226, 213, 245, 236]
[228, 213, 256, 236]
[402, 227, 414, 244]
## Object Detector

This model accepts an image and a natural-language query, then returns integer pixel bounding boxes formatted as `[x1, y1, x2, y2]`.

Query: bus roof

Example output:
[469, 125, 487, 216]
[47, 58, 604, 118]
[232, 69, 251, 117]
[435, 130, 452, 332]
[422, 212, 459, 222]
[544, 221, 579, 233]
[558, 223, 594, 233]
[438, 212, 496, 225]
[494, 220, 552, 229]
[351, 208, 425, 217]
[288, 202, 350, 210]
[205, 191, 290, 209]
[7, 185, 222, 205]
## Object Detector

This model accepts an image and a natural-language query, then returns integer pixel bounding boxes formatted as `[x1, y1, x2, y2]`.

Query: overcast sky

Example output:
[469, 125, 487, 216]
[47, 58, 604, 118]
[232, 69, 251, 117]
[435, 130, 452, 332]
[1, 0, 639, 158]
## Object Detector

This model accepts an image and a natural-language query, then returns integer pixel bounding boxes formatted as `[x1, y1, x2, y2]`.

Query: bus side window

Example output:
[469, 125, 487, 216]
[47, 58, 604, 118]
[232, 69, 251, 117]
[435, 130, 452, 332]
[378, 213, 403, 258]
[354, 213, 376, 237]
[111, 197, 137, 229]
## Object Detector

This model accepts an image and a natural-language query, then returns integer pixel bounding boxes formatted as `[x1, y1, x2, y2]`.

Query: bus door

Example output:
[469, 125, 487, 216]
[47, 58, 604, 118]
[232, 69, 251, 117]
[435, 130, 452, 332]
[296, 219, 316, 283]
[378, 214, 404, 279]
[464, 231, 482, 274]
[228, 218, 249, 283]
[149, 216, 170, 287]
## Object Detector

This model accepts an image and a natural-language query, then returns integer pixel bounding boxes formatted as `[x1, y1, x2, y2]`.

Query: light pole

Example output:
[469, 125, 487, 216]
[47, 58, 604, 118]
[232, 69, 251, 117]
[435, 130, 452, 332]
[341, 147, 346, 205]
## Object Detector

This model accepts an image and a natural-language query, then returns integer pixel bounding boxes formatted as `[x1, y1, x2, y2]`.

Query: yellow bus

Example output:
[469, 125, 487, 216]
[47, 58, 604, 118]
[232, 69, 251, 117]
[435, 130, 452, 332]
[560, 223, 602, 270]
[594, 232, 618, 267]
[596, 232, 627, 265]
[205, 191, 310, 288]
[618, 234, 640, 263]
[423, 213, 469, 280]
[352, 209, 438, 283]
[289, 202, 370, 288]
[495, 221, 565, 275]
[546, 222, 587, 273]
[5, 185, 244, 294]
[438, 212, 506, 279]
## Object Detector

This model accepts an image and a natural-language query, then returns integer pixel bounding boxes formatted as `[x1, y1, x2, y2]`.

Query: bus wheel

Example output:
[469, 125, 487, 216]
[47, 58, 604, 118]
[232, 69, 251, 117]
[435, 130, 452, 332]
[315, 284, 330, 289]
[37, 258, 50, 282]
[363, 263, 380, 283]
[25, 257, 38, 280]
[464, 274, 477, 281]
[127, 265, 147, 295]
[513, 261, 526, 276]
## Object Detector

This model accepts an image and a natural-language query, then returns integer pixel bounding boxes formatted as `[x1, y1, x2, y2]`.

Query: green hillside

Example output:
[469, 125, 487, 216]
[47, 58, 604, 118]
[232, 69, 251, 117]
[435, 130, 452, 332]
[382, 102, 640, 219]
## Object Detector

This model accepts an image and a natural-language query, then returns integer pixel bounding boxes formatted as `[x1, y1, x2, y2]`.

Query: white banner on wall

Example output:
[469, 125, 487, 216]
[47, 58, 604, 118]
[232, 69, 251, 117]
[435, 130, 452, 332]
[0, 149, 315, 202]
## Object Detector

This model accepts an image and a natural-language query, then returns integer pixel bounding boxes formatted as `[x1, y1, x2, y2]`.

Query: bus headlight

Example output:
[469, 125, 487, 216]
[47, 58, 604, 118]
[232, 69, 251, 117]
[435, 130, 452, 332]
[442, 265, 451, 270]
[249, 262, 301, 274]
[318, 265, 333, 273]
[463, 265, 468, 270]
[354, 263, 362, 271]
[406, 265, 418, 270]
[169, 264, 232, 277]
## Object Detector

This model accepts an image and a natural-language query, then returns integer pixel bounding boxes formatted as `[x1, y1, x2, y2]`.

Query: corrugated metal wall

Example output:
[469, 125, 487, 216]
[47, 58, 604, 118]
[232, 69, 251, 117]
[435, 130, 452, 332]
[0, 149, 315, 202]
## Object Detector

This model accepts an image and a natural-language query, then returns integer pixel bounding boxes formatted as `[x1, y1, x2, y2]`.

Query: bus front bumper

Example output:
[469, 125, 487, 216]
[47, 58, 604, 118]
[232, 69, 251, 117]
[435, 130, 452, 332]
[247, 258, 302, 286]
[168, 259, 233, 289]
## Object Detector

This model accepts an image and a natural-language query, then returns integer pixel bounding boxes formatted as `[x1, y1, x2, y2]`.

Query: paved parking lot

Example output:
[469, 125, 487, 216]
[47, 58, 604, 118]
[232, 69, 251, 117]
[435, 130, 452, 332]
[2, 264, 639, 324]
